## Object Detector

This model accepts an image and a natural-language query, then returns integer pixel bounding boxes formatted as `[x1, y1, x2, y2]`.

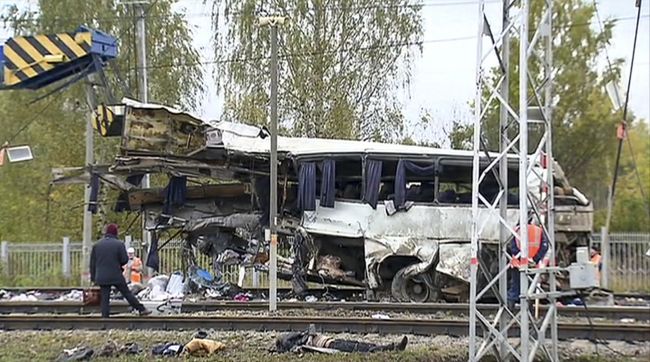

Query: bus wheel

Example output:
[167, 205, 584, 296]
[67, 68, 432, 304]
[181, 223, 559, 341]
[391, 267, 430, 303]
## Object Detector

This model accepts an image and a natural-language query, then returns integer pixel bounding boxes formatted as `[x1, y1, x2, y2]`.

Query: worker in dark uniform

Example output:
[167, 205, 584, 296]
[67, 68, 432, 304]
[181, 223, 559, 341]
[507, 223, 549, 310]
[90, 223, 151, 318]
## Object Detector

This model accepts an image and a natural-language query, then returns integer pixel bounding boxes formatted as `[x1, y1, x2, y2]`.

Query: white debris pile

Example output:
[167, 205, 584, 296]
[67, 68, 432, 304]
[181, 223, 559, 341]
[9, 293, 39, 302]
[55, 290, 83, 302]
[137, 273, 185, 301]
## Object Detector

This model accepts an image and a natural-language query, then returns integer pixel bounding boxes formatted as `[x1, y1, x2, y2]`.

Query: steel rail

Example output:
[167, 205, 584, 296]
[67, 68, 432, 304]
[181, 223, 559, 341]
[2, 287, 646, 299]
[0, 301, 648, 321]
[0, 315, 647, 341]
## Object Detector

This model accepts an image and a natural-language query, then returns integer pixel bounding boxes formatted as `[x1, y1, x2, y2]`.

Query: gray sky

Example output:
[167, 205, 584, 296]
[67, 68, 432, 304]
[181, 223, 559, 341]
[179, 0, 649, 145]
[4, 0, 649, 145]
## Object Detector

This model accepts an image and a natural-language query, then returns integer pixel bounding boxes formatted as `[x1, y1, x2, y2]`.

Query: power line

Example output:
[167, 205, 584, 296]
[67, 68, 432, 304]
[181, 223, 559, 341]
[602, 0, 649, 229]
[8, 0, 647, 26]
[119, 35, 476, 71]
[8, 0, 498, 24]
[111, 12, 649, 71]
[5, 90, 65, 144]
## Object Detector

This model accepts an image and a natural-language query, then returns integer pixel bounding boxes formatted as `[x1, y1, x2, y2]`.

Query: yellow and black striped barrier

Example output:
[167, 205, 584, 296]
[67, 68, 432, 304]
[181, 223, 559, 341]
[94, 104, 124, 137]
[3, 31, 92, 87]
[1, 26, 117, 90]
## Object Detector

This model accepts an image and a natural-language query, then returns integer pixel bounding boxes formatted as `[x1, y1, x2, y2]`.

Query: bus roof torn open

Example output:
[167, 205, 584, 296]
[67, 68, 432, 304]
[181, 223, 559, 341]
[65, 98, 593, 302]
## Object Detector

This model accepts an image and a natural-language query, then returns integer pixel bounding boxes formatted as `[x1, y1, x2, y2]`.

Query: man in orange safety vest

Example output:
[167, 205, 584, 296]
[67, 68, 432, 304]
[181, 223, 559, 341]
[507, 224, 549, 310]
[124, 247, 143, 284]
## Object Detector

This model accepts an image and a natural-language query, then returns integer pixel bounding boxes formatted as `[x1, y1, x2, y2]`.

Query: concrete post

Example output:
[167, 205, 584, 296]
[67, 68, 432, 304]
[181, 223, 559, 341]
[62, 237, 71, 279]
[125, 235, 132, 251]
[252, 268, 260, 288]
[600, 226, 609, 289]
[1, 241, 8, 275]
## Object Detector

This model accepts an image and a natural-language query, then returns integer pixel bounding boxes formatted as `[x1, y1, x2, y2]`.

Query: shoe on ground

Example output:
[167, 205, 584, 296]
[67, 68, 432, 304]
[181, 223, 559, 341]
[139, 309, 152, 316]
[397, 336, 408, 351]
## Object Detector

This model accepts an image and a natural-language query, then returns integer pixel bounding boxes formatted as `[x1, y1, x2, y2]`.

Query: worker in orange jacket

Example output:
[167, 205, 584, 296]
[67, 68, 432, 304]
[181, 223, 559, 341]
[507, 224, 549, 310]
[590, 247, 602, 283]
[124, 247, 143, 284]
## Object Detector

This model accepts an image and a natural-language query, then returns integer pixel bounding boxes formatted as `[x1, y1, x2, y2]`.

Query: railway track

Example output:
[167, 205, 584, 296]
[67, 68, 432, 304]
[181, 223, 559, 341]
[1, 300, 648, 321]
[0, 315, 647, 341]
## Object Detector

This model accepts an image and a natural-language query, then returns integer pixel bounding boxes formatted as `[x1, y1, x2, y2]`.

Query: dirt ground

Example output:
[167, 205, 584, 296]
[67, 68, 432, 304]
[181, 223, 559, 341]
[0, 330, 647, 362]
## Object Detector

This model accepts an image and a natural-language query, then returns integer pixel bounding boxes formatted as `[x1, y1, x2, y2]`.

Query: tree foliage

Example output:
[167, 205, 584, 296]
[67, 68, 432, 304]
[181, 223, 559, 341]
[594, 122, 650, 232]
[210, 0, 423, 141]
[446, 0, 648, 230]
[0, 0, 203, 242]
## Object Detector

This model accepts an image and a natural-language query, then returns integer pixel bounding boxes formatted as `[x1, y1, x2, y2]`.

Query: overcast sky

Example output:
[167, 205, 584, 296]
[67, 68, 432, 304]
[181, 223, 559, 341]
[177, 0, 649, 145]
[4, 0, 649, 145]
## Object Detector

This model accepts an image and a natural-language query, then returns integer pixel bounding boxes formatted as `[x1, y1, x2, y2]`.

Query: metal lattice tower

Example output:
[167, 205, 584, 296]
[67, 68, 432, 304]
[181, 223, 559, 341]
[468, 0, 558, 361]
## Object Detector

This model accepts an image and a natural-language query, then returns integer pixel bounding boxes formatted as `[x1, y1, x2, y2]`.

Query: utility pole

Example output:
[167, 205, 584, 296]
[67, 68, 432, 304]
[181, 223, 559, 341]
[81, 81, 95, 286]
[136, 3, 148, 104]
[135, 1, 151, 274]
[259, 15, 285, 312]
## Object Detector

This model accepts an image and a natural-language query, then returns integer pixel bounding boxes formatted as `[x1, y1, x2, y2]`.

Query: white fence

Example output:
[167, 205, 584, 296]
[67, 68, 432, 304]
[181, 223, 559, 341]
[592, 232, 650, 293]
[0, 236, 292, 288]
[1, 233, 649, 292]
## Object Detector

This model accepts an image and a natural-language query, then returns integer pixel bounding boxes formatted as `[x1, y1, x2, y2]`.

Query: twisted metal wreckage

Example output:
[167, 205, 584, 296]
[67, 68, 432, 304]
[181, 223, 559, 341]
[53, 99, 594, 302]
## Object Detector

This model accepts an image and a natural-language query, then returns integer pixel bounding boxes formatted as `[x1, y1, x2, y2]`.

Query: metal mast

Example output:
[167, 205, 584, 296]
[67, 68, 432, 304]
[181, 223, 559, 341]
[135, 1, 152, 274]
[468, 0, 558, 361]
[259, 16, 285, 312]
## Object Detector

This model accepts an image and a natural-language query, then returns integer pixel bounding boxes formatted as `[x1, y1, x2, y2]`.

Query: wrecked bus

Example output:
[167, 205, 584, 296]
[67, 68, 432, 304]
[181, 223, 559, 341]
[87, 99, 593, 302]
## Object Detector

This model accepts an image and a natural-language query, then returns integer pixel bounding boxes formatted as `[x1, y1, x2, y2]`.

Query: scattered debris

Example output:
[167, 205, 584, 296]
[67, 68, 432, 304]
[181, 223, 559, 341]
[305, 295, 318, 303]
[233, 293, 251, 302]
[120, 342, 142, 355]
[166, 272, 185, 295]
[98, 341, 118, 357]
[55, 290, 83, 302]
[8, 293, 38, 302]
[54, 346, 94, 361]
[372, 314, 390, 320]
[151, 342, 183, 357]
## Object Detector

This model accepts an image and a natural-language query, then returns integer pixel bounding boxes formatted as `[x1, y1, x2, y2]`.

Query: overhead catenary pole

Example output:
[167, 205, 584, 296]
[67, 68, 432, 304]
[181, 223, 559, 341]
[135, 1, 152, 273]
[136, 4, 148, 104]
[498, 0, 511, 357]
[518, 2, 531, 359]
[270, 23, 278, 312]
[259, 15, 285, 312]
[81, 82, 95, 286]
[469, 0, 557, 360]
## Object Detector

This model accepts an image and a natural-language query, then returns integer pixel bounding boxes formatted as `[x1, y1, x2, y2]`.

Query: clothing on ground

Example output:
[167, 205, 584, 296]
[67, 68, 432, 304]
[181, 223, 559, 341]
[183, 338, 226, 356]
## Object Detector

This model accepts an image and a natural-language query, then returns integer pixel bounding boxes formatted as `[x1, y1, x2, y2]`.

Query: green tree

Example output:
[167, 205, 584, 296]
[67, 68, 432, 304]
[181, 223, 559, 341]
[0, 0, 203, 242]
[447, 0, 648, 229]
[594, 121, 650, 232]
[210, 0, 423, 141]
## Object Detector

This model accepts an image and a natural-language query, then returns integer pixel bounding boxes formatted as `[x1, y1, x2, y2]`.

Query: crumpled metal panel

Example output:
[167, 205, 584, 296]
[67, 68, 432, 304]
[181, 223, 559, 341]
[436, 243, 472, 282]
[303, 200, 520, 242]
[303, 200, 520, 287]
[364, 236, 439, 288]
[122, 107, 206, 156]
[555, 204, 593, 233]
[185, 213, 261, 232]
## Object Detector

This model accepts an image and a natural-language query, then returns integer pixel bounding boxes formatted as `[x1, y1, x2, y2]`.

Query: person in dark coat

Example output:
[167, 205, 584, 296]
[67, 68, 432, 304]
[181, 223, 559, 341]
[90, 223, 151, 318]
